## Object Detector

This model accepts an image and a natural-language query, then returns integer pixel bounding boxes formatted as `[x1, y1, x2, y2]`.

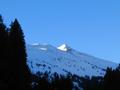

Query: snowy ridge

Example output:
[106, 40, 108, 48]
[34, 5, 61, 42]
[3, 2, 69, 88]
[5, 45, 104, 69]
[27, 43, 118, 77]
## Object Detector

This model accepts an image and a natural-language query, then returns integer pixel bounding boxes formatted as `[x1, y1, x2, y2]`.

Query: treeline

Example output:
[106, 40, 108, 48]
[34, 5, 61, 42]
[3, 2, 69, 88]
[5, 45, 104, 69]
[31, 64, 120, 90]
[80, 64, 120, 90]
[32, 72, 73, 90]
[0, 15, 120, 90]
[103, 65, 120, 90]
[0, 15, 73, 90]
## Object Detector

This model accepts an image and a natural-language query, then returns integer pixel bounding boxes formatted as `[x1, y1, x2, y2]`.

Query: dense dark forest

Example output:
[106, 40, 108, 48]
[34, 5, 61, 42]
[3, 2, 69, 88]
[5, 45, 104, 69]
[0, 15, 120, 90]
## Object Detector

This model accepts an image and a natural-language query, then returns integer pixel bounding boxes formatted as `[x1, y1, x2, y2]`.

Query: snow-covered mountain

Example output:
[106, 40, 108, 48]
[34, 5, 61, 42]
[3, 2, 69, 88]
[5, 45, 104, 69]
[27, 43, 118, 77]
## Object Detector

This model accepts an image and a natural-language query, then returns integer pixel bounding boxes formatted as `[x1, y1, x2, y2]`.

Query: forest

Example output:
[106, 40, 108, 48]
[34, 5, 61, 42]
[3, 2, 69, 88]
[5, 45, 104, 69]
[0, 15, 120, 90]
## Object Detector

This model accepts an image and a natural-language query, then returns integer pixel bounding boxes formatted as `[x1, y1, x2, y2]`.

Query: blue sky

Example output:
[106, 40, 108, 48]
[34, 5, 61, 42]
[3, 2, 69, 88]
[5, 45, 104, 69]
[0, 0, 120, 63]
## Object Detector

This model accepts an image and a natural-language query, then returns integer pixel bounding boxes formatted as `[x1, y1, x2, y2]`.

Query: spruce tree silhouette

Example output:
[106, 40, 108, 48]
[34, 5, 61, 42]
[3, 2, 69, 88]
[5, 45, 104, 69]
[103, 66, 120, 90]
[9, 19, 31, 90]
[0, 15, 9, 90]
[103, 67, 114, 90]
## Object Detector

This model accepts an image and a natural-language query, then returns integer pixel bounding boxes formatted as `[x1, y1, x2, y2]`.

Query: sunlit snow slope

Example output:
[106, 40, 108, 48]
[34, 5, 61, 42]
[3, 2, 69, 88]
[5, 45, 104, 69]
[27, 43, 118, 77]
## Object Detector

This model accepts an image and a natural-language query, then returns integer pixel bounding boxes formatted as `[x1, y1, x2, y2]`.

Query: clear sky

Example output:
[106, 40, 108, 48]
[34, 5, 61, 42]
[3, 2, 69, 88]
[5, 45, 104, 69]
[0, 0, 120, 63]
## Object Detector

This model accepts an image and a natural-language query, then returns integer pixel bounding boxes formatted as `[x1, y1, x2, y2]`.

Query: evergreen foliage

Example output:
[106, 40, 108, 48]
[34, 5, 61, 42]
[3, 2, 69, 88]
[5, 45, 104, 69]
[32, 72, 73, 90]
[103, 65, 120, 90]
[9, 19, 31, 90]
[0, 16, 31, 90]
[0, 15, 120, 90]
[0, 15, 9, 90]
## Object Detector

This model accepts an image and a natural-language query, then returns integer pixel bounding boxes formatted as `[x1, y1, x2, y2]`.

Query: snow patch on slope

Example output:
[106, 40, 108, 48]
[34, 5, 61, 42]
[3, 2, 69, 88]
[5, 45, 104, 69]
[57, 44, 71, 51]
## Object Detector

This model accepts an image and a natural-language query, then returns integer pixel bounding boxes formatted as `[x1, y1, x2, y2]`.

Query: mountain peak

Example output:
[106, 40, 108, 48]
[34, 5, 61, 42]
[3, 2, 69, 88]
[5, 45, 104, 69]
[57, 44, 71, 51]
[27, 43, 117, 77]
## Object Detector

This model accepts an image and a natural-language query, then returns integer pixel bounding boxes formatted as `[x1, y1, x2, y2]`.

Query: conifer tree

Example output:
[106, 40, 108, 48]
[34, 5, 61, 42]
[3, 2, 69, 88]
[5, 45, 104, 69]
[9, 19, 31, 90]
[103, 66, 120, 90]
[0, 15, 9, 89]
